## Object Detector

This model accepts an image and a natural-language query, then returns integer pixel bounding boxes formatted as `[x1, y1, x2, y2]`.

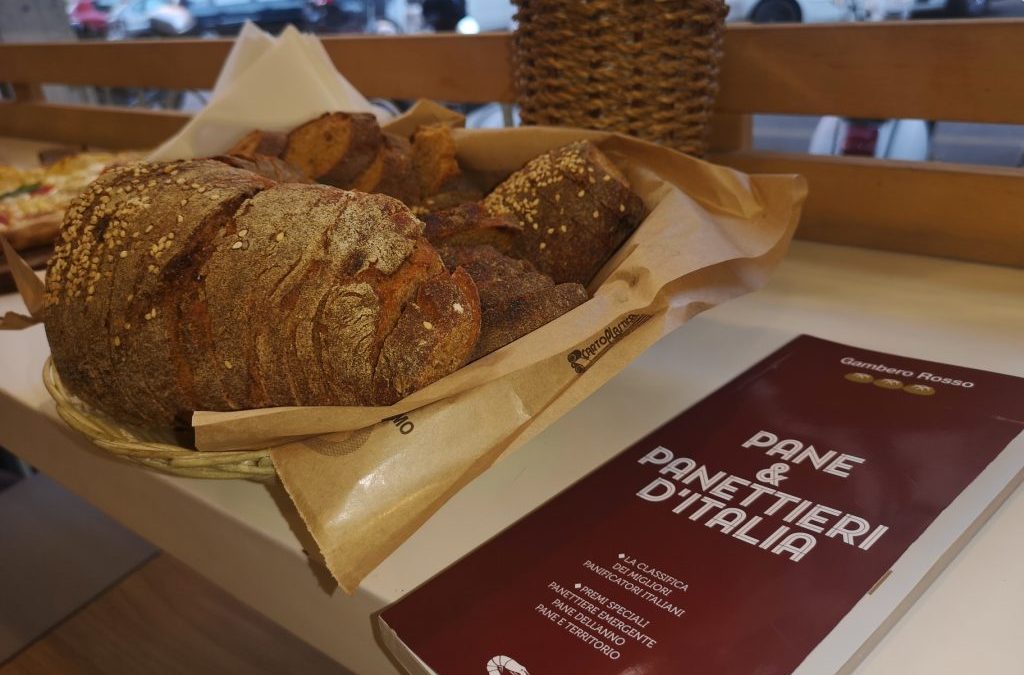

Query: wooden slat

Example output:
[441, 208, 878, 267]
[0, 33, 515, 103]
[711, 150, 1024, 268]
[1, 21, 1023, 121]
[0, 103, 188, 149]
[717, 19, 1024, 124]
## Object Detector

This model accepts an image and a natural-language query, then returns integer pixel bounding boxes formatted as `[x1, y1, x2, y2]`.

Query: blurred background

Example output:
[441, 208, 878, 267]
[0, 0, 1019, 173]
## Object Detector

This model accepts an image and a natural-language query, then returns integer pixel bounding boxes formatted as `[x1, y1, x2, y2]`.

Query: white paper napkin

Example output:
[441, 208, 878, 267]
[149, 23, 387, 161]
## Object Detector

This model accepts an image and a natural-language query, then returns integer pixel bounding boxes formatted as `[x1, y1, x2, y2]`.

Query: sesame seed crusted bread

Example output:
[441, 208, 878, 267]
[421, 202, 523, 256]
[43, 159, 482, 429]
[483, 140, 645, 285]
[439, 244, 588, 360]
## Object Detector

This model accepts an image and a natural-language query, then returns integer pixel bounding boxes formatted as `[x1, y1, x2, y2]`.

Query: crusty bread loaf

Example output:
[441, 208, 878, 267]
[440, 244, 587, 360]
[227, 129, 288, 158]
[422, 202, 522, 255]
[212, 154, 311, 184]
[483, 140, 645, 285]
[44, 159, 481, 428]
[412, 123, 461, 198]
[351, 134, 419, 205]
[283, 112, 382, 188]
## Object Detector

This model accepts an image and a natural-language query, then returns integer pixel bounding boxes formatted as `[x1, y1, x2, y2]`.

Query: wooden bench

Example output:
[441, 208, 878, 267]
[1, 20, 1022, 267]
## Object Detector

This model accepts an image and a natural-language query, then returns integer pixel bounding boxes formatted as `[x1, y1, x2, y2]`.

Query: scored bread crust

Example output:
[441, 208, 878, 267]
[439, 244, 587, 360]
[43, 159, 481, 428]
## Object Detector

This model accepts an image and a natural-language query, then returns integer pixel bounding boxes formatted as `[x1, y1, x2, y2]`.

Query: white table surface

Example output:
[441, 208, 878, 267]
[2, 240, 1022, 674]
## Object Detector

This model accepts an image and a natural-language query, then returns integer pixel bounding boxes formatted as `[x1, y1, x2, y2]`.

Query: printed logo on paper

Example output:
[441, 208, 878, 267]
[486, 655, 530, 674]
[567, 313, 651, 375]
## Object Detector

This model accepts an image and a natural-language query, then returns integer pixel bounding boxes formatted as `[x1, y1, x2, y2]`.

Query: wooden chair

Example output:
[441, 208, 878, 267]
[1, 20, 1022, 267]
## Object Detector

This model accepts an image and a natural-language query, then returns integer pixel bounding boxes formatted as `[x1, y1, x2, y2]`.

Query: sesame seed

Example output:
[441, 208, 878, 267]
[180, 199, 188, 206]
[560, 225, 567, 233]
[453, 303, 464, 314]
[124, 322, 131, 329]
[119, 250, 128, 258]
[547, 228, 555, 234]
[603, 174, 611, 181]
[231, 241, 243, 250]
[113, 336, 121, 347]
[423, 321, 434, 330]
[224, 360, 233, 369]
[593, 210, 600, 219]
[177, 215, 184, 223]
[275, 232, 285, 242]
[145, 225, 153, 233]
[577, 190, 585, 197]
[539, 242, 547, 250]
[237, 229, 248, 237]
[619, 204, 626, 212]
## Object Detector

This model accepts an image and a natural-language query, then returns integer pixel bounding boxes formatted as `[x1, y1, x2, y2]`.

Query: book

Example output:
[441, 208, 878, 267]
[378, 335, 1024, 675]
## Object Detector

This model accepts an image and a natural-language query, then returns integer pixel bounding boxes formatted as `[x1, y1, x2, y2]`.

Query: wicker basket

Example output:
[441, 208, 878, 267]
[43, 358, 275, 481]
[512, 0, 728, 156]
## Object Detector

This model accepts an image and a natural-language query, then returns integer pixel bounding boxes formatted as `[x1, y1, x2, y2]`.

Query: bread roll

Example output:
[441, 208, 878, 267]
[483, 140, 645, 285]
[440, 244, 587, 360]
[44, 159, 481, 428]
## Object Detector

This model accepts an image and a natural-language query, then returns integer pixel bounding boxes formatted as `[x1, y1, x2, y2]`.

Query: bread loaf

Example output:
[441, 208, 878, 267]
[44, 159, 481, 428]
[283, 112, 382, 188]
[483, 140, 645, 285]
[440, 244, 587, 360]
[212, 154, 310, 184]
[227, 129, 288, 158]
[412, 123, 461, 198]
[422, 202, 522, 255]
[351, 134, 419, 205]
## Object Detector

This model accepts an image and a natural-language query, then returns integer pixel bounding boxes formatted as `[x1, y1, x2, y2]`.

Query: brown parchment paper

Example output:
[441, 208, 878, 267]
[263, 102, 807, 592]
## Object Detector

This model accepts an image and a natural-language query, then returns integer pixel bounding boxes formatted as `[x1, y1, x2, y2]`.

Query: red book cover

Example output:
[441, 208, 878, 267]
[378, 336, 1024, 675]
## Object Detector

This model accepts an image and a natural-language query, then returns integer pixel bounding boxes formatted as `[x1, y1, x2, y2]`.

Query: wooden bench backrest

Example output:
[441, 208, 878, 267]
[1, 21, 1022, 267]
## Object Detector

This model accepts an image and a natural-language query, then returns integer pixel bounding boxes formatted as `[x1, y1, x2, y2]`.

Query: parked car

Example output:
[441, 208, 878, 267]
[186, 0, 313, 35]
[107, 0, 177, 38]
[306, 0, 405, 34]
[69, 0, 117, 38]
[726, 0, 852, 22]
[909, 0, 988, 17]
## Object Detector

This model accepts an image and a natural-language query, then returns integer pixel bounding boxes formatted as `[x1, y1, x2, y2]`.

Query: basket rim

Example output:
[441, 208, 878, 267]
[43, 357, 276, 481]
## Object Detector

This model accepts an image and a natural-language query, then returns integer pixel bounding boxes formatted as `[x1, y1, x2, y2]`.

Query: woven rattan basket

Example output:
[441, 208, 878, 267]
[43, 358, 275, 481]
[513, 0, 728, 156]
